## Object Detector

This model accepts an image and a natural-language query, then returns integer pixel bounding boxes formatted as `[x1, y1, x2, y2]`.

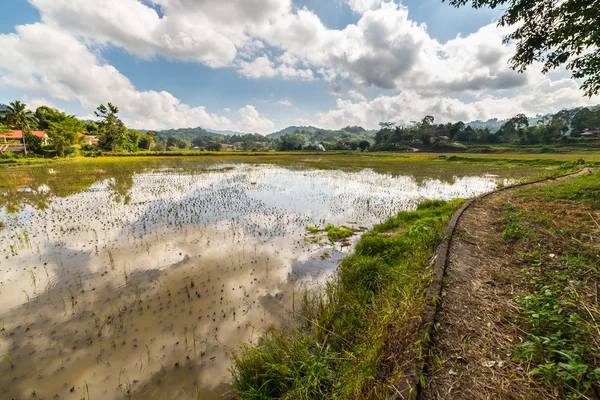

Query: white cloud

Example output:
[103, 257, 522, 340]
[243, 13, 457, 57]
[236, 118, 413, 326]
[26, 97, 60, 111]
[277, 100, 293, 106]
[345, 0, 383, 14]
[0, 0, 594, 130]
[237, 105, 276, 132]
[238, 56, 314, 80]
[348, 89, 366, 101]
[317, 79, 599, 129]
[0, 23, 275, 133]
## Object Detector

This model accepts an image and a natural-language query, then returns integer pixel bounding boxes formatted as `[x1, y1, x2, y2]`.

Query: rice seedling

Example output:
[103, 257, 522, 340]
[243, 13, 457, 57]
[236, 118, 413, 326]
[82, 381, 90, 400]
[1, 352, 14, 369]
[118, 369, 132, 400]
[66, 287, 78, 313]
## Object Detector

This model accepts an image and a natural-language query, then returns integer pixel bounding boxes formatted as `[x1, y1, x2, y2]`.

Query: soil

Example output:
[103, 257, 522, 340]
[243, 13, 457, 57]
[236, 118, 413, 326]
[422, 169, 594, 400]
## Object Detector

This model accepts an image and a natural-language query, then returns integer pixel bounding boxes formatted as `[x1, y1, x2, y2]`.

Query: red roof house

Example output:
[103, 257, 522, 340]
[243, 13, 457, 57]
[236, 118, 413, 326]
[0, 130, 49, 144]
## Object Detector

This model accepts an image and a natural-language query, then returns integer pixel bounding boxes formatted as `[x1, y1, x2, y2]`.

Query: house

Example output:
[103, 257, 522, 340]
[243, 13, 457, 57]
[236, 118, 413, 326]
[77, 132, 100, 145]
[432, 135, 450, 142]
[221, 143, 233, 150]
[581, 129, 600, 138]
[0, 130, 49, 145]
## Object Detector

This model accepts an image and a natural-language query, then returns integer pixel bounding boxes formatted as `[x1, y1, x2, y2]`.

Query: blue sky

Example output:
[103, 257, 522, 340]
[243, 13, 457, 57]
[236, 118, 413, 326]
[0, 0, 596, 133]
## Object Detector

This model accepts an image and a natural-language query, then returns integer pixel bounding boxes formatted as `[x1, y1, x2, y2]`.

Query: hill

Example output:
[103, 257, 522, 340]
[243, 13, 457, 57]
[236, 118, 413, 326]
[268, 126, 320, 138]
[152, 127, 217, 141]
[206, 129, 244, 136]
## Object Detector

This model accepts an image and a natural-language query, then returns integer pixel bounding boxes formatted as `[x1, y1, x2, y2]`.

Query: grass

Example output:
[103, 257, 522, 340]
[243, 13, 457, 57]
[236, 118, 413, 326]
[324, 224, 354, 241]
[498, 171, 600, 398]
[231, 198, 464, 399]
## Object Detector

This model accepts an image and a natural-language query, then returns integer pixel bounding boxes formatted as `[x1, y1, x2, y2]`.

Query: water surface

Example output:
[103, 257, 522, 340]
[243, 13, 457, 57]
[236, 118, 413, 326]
[0, 157, 544, 399]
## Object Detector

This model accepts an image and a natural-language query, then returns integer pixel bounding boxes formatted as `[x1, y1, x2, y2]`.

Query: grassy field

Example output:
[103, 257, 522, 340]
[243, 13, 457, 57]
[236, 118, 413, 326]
[3, 150, 600, 168]
[498, 171, 600, 398]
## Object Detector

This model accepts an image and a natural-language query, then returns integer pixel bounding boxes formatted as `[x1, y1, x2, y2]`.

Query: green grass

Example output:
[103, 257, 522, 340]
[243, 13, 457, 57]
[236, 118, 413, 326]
[306, 225, 320, 234]
[231, 199, 465, 399]
[500, 171, 600, 398]
[324, 224, 354, 241]
[515, 169, 600, 209]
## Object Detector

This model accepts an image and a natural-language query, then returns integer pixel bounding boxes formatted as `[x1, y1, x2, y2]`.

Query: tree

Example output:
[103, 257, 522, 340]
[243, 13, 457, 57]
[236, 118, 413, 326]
[47, 119, 79, 156]
[418, 115, 436, 145]
[35, 106, 69, 130]
[551, 109, 573, 134]
[95, 103, 131, 152]
[278, 132, 306, 151]
[1, 101, 38, 155]
[358, 139, 370, 151]
[570, 108, 592, 136]
[445, 0, 600, 96]
[375, 122, 396, 144]
[138, 131, 156, 150]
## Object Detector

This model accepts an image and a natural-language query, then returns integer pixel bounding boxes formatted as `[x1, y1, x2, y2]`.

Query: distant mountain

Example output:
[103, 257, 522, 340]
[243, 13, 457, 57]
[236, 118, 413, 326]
[268, 126, 321, 138]
[153, 127, 217, 141]
[205, 129, 244, 136]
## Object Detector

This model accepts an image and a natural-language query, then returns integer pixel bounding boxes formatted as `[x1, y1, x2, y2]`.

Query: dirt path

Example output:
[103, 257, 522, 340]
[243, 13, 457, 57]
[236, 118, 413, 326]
[422, 168, 594, 400]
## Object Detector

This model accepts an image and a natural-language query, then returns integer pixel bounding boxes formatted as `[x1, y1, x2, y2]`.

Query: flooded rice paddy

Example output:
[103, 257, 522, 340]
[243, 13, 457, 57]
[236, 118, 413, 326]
[0, 157, 545, 399]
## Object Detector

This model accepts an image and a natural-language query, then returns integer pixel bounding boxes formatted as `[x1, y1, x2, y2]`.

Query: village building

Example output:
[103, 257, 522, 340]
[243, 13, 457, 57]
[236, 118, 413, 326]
[581, 129, 600, 137]
[0, 130, 49, 144]
[77, 132, 100, 145]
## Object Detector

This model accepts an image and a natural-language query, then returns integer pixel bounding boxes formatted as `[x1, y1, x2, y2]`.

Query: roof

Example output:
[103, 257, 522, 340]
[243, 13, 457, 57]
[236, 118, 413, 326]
[0, 130, 48, 139]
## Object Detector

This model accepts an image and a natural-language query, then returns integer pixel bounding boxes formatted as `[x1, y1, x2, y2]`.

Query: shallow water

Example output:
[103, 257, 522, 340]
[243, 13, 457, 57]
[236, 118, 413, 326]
[0, 158, 543, 399]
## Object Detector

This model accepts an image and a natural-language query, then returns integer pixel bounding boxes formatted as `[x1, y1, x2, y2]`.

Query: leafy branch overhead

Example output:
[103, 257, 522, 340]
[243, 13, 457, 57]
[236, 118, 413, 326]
[446, 0, 600, 96]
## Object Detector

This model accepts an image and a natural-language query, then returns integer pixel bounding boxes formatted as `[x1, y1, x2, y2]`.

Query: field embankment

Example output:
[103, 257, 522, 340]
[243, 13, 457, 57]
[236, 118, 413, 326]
[424, 168, 600, 399]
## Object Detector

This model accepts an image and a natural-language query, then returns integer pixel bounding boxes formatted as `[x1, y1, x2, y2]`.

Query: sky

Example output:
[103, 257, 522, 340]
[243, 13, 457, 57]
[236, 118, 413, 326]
[0, 0, 598, 134]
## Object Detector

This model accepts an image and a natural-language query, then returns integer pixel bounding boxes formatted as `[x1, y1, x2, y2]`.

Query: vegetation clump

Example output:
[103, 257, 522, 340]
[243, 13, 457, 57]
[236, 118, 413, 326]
[324, 224, 354, 242]
[231, 199, 464, 399]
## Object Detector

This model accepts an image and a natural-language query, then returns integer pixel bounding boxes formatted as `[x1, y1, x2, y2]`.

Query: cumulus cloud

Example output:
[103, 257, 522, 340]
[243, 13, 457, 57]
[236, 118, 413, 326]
[0, 23, 275, 133]
[237, 105, 276, 132]
[317, 79, 599, 130]
[0, 0, 595, 130]
[345, 0, 384, 14]
[238, 56, 313, 80]
[329, 82, 345, 96]
[24, 0, 530, 95]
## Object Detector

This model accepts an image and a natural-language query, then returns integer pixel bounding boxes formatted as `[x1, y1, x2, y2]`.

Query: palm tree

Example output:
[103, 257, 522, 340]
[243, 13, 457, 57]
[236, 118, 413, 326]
[1, 101, 38, 155]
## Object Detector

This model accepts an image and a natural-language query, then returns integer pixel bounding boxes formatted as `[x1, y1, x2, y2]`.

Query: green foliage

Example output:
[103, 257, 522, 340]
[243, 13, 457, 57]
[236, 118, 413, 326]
[231, 199, 465, 398]
[324, 224, 354, 241]
[515, 170, 600, 208]
[502, 219, 528, 242]
[96, 103, 137, 152]
[47, 118, 80, 156]
[306, 225, 320, 234]
[446, 0, 600, 96]
[512, 253, 600, 397]
[231, 329, 336, 399]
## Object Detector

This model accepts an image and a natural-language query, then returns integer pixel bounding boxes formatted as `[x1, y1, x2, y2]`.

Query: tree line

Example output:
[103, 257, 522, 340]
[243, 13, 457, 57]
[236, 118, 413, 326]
[2, 100, 599, 157]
